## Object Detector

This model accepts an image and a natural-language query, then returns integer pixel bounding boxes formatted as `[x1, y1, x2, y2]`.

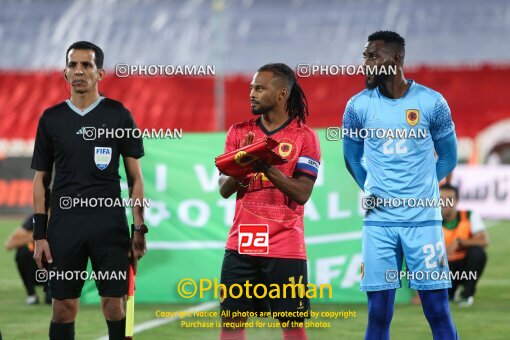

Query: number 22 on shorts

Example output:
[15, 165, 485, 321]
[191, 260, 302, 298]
[423, 241, 446, 269]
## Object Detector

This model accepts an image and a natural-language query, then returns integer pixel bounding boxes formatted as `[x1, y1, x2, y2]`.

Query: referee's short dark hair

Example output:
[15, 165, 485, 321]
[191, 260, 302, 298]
[66, 41, 104, 69]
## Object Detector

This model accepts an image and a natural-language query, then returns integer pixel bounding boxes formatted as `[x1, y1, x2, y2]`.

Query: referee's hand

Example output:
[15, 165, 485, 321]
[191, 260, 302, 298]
[33, 239, 53, 269]
[129, 232, 146, 274]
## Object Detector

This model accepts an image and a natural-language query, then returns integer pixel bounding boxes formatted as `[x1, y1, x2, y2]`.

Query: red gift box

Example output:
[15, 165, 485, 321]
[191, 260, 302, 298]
[215, 137, 287, 178]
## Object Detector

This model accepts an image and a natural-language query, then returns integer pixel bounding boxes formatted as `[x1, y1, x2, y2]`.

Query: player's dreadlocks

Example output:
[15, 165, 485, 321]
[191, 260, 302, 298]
[257, 63, 309, 123]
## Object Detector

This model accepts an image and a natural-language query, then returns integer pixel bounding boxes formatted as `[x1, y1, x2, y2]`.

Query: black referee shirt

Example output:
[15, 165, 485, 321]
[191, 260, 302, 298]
[31, 97, 144, 200]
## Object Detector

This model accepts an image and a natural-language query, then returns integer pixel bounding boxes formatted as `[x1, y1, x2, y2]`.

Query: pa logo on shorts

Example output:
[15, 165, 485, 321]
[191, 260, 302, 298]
[94, 147, 112, 170]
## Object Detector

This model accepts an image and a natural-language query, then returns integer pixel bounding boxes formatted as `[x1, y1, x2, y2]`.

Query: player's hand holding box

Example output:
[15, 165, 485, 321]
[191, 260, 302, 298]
[215, 137, 287, 179]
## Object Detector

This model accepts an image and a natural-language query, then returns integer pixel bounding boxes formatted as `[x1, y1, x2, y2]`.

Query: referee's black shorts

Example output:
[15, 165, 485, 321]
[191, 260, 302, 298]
[47, 209, 130, 300]
[220, 249, 310, 320]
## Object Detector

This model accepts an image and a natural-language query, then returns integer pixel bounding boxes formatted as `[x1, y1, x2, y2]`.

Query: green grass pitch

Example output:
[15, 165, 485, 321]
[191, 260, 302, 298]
[1, 218, 509, 339]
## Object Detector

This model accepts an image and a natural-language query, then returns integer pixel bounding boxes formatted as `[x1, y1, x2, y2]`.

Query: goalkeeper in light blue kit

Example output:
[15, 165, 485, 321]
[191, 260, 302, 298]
[343, 31, 459, 339]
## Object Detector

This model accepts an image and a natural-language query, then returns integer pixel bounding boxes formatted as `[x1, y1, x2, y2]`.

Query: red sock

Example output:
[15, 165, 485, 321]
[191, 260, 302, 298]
[220, 328, 246, 340]
[282, 327, 307, 340]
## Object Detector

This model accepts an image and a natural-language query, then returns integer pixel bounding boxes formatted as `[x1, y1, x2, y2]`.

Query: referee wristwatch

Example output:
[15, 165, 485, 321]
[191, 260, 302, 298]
[131, 223, 149, 235]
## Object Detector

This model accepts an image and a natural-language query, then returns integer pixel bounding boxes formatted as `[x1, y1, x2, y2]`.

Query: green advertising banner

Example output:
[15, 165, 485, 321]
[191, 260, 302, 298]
[82, 130, 412, 304]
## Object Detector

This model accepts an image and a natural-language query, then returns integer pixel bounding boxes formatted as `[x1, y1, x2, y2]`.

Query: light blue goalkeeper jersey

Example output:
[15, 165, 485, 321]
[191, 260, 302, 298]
[343, 80, 455, 227]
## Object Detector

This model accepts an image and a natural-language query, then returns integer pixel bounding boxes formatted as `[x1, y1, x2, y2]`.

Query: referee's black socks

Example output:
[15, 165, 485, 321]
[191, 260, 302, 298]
[49, 321, 74, 340]
[106, 318, 126, 340]
[47, 319, 125, 339]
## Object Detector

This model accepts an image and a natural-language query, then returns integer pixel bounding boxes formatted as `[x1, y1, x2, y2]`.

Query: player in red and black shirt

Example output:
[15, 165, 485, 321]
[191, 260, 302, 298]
[31, 41, 147, 340]
[218, 63, 321, 340]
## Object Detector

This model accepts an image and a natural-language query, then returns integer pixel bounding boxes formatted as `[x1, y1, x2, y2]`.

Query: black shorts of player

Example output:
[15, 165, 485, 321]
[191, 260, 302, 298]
[220, 250, 310, 320]
[46, 209, 130, 300]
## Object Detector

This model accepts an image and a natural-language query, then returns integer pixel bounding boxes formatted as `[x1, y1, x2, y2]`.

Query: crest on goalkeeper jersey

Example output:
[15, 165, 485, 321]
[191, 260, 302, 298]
[406, 109, 420, 126]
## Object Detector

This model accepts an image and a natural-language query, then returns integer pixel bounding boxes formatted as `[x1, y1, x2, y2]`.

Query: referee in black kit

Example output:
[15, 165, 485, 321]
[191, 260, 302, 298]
[31, 41, 148, 340]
